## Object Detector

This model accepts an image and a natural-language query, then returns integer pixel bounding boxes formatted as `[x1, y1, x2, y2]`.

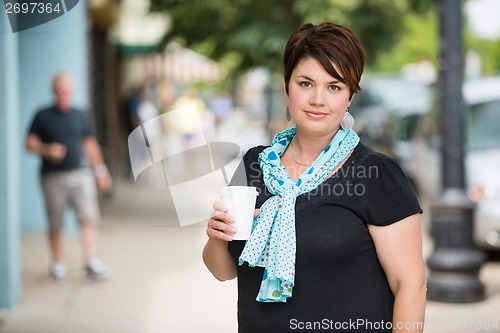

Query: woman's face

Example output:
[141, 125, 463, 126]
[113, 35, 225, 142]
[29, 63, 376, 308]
[287, 57, 352, 138]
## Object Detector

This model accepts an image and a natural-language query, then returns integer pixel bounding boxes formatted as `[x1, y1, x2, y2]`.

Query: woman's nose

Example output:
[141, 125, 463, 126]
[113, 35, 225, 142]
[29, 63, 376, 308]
[309, 88, 325, 106]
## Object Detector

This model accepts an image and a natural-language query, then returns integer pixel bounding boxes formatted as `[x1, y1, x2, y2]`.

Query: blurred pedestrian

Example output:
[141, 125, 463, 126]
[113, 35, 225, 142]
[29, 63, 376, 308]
[171, 88, 207, 148]
[204, 23, 426, 332]
[123, 85, 141, 137]
[210, 91, 233, 129]
[122, 84, 141, 179]
[135, 84, 166, 187]
[25, 72, 113, 281]
[137, 85, 161, 138]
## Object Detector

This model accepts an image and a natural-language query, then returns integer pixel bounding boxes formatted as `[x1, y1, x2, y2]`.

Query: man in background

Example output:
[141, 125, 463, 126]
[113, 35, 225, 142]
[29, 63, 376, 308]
[25, 72, 113, 281]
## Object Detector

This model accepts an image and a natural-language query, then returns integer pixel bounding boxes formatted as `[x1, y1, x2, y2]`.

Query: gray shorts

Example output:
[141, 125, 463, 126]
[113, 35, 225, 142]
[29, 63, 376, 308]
[40, 168, 100, 232]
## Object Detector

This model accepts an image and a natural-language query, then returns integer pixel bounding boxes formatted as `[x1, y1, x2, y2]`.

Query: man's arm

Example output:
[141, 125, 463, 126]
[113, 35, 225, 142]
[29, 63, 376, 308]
[82, 136, 113, 193]
[25, 133, 66, 164]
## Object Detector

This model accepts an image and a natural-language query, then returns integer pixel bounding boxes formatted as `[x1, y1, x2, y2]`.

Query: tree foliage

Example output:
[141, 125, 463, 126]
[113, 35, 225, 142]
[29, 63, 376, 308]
[373, 2, 500, 75]
[374, 11, 439, 73]
[466, 33, 500, 76]
[150, 0, 434, 77]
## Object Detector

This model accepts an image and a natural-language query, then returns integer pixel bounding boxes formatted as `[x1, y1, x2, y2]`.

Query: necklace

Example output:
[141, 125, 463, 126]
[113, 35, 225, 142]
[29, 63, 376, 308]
[290, 138, 311, 167]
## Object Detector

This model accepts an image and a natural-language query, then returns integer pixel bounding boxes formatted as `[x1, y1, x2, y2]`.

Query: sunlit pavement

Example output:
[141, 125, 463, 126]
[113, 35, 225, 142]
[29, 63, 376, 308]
[0, 181, 499, 333]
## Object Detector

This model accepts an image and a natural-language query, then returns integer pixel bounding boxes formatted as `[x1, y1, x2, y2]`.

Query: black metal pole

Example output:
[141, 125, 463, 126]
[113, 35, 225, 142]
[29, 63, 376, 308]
[426, 0, 486, 303]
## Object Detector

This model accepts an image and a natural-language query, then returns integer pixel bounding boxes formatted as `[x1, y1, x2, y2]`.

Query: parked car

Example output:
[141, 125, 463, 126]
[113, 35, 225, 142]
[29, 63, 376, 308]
[353, 74, 500, 251]
[432, 76, 500, 251]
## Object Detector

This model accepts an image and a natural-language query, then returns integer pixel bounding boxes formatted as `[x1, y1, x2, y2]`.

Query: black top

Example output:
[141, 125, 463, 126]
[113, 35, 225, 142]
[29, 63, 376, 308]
[228, 143, 422, 333]
[28, 106, 95, 173]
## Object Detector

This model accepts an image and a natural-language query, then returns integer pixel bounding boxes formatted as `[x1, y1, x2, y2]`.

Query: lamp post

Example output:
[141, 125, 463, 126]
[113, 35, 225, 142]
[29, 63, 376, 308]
[426, 0, 486, 303]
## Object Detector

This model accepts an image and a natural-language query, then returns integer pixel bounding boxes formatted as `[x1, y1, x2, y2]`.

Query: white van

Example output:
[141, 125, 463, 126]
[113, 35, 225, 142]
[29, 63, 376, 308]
[463, 76, 500, 251]
[354, 75, 500, 251]
[413, 76, 500, 251]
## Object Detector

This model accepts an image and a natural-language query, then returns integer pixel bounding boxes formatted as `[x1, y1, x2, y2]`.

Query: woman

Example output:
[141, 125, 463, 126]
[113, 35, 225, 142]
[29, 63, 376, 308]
[203, 22, 426, 333]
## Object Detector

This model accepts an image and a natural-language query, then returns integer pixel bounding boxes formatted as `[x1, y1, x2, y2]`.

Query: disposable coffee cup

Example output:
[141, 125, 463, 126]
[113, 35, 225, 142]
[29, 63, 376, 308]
[220, 186, 258, 240]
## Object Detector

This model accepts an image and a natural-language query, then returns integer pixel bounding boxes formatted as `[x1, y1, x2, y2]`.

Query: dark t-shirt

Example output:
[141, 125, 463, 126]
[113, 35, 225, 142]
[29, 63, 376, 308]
[28, 106, 95, 173]
[228, 143, 422, 333]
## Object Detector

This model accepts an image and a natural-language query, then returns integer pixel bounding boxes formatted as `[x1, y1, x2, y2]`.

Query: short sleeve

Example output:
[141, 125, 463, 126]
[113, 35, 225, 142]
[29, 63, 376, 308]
[360, 154, 422, 226]
[28, 111, 42, 136]
[81, 110, 96, 137]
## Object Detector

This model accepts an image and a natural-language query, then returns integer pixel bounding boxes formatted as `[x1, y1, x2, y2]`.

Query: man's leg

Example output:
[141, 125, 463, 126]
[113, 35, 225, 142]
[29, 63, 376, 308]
[80, 222, 97, 260]
[73, 169, 111, 281]
[73, 169, 100, 261]
[80, 221, 111, 281]
[49, 231, 64, 261]
[48, 230, 67, 280]
[41, 173, 68, 280]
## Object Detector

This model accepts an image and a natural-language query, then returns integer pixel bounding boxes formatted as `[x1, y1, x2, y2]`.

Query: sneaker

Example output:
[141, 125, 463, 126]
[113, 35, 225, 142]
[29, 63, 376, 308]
[51, 261, 67, 280]
[84, 258, 112, 282]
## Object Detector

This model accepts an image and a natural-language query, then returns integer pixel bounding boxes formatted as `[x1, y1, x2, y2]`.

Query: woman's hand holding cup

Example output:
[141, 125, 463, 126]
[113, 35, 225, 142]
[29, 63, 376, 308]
[207, 200, 261, 243]
[207, 200, 237, 243]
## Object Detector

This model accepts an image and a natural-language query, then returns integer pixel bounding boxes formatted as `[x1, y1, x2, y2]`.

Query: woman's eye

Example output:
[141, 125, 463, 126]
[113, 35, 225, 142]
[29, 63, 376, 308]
[299, 81, 312, 87]
[329, 85, 341, 91]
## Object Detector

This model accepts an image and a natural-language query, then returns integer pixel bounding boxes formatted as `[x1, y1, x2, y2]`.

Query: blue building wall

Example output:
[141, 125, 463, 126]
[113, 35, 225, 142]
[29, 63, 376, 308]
[0, 0, 89, 308]
[0, 6, 21, 309]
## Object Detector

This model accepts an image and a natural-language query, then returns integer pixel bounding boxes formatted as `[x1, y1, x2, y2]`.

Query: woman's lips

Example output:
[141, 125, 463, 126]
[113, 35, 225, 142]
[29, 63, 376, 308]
[305, 110, 327, 119]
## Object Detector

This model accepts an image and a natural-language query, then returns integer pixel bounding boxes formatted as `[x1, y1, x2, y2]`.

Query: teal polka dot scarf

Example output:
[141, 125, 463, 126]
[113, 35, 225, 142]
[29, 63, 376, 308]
[238, 125, 360, 303]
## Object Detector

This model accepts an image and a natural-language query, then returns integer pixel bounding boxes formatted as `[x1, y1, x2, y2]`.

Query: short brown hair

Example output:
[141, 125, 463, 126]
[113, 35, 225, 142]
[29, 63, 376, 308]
[283, 22, 366, 99]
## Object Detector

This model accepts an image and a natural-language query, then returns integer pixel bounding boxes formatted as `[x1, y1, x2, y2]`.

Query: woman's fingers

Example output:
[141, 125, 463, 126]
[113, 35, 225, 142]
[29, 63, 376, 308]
[207, 228, 234, 242]
[210, 210, 234, 223]
[207, 218, 237, 242]
[208, 201, 258, 242]
[209, 217, 237, 233]
[207, 204, 237, 242]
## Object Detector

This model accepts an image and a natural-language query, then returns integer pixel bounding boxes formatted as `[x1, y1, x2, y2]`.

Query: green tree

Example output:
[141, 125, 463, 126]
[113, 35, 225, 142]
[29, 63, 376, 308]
[466, 34, 500, 76]
[373, 6, 500, 75]
[150, 0, 433, 77]
[374, 11, 438, 73]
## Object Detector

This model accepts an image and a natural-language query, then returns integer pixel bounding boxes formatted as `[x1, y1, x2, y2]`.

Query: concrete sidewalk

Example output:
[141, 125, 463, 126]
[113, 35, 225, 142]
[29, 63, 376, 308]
[1, 181, 499, 333]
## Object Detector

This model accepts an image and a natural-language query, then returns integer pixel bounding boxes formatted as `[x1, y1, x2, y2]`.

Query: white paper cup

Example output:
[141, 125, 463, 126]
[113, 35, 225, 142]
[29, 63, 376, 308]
[220, 186, 258, 240]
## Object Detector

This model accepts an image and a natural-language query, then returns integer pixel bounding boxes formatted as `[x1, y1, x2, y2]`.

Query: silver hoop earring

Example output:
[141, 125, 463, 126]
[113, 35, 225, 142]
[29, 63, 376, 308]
[341, 108, 354, 130]
[286, 107, 291, 121]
